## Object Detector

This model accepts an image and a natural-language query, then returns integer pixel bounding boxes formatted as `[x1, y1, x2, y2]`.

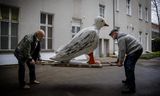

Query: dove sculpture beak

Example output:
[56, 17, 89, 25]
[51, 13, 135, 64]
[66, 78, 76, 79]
[104, 23, 109, 26]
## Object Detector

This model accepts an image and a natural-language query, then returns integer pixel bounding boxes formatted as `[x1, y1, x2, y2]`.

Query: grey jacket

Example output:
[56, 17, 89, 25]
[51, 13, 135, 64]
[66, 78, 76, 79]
[14, 33, 41, 61]
[117, 33, 143, 61]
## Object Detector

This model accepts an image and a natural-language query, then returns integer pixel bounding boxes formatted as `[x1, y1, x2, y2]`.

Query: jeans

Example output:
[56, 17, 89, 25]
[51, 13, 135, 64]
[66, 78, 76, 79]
[18, 59, 36, 87]
[124, 48, 143, 90]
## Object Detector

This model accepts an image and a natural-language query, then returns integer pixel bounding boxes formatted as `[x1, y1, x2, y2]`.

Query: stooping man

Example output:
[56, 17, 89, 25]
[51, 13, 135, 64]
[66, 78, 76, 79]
[14, 29, 45, 89]
[109, 29, 143, 94]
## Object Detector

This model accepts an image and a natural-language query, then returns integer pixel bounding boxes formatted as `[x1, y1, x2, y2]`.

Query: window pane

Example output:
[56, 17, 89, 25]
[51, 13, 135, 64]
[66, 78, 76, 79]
[145, 8, 148, 21]
[40, 26, 46, 32]
[1, 36, 8, 49]
[99, 5, 105, 17]
[77, 27, 80, 32]
[11, 37, 17, 49]
[11, 23, 18, 36]
[11, 7, 19, 21]
[72, 35, 75, 38]
[1, 5, 9, 20]
[48, 39, 52, 49]
[139, 4, 142, 19]
[48, 14, 53, 25]
[1, 22, 9, 36]
[40, 26, 46, 49]
[40, 13, 46, 24]
[48, 27, 52, 38]
[72, 26, 75, 33]
[41, 39, 45, 49]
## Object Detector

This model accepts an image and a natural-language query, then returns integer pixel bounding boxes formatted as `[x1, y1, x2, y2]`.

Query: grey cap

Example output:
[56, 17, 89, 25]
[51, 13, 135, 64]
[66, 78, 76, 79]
[109, 29, 118, 36]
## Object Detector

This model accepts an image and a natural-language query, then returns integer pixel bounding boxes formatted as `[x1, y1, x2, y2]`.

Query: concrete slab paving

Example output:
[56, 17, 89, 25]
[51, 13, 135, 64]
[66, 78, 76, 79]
[0, 57, 160, 96]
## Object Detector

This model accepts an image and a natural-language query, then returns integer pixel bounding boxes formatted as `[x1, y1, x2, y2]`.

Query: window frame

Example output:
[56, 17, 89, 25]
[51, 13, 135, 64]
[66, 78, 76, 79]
[139, 31, 142, 44]
[126, 0, 132, 16]
[116, 0, 120, 12]
[0, 4, 19, 51]
[71, 18, 81, 38]
[99, 4, 105, 17]
[138, 4, 143, 20]
[40, 12, 54, 50]
[145, 33, 149, 51]
[145, 7, 149, 22]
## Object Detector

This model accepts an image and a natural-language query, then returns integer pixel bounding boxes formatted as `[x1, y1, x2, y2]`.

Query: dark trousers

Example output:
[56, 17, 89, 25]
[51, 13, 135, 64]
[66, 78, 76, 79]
[18, 59, 36, 87]
[124, 48, 143, 90]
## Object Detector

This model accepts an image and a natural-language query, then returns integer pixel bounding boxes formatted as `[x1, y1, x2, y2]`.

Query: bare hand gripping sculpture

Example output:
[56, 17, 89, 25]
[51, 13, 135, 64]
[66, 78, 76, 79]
[50, 16, 109, 64]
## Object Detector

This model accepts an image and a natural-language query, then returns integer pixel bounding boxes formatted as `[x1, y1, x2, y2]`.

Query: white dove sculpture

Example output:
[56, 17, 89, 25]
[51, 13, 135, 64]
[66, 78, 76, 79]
[50, 16, 109, 64]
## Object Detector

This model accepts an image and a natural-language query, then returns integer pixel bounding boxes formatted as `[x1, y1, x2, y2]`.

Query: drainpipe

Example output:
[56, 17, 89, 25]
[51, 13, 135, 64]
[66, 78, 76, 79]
[113, 0, 115, 55]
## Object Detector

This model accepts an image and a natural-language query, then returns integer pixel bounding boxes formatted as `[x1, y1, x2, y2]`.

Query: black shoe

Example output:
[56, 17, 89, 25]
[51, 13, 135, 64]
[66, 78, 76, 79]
[121, 87, 135, 94]
[122, 80, 127, 84]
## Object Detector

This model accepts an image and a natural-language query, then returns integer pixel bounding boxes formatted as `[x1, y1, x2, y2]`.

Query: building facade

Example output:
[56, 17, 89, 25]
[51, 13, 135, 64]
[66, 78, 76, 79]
[113, 0, 152, 54]
[0, 0, 151, 65]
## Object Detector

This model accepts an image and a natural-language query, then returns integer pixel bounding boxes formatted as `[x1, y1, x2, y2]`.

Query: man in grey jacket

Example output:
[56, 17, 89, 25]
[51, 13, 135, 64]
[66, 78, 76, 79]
[14, 29, 45, 89]
[109, 29, 143, 94]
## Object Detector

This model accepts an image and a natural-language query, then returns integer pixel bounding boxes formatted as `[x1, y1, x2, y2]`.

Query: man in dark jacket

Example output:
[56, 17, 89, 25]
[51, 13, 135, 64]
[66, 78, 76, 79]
[109, 29, 143, 94]
[14, 29, 45, 89]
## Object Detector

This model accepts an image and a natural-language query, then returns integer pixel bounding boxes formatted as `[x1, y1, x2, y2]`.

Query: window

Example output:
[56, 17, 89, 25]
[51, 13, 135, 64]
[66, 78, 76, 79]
[145, 7, 149, 22]
[71, 19, 81, 38]
[126, 0, 132, 16]
[138, 4, 143, 20]
[145, 33, 149, 50]
[139, 31, 142, 44]
[0, 5, 19, 50]
[40, 13, 53, 50]
[127, 24, 134, 34]
[116, 0, 120, 12]
[99, 4, 105, 17]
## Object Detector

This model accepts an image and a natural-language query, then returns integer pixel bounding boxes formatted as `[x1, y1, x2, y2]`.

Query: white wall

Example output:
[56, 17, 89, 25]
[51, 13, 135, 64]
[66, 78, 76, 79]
[0, 52, 55, 65]
[0, 0, 152, 65]
[0, 54, 18, 65]
[0, 0, 75, 65]
[114, 0, 151, 52]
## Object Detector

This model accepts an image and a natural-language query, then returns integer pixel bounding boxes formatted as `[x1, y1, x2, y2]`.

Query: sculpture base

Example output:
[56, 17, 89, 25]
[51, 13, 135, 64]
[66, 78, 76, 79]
[40, 60, 103, 68]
